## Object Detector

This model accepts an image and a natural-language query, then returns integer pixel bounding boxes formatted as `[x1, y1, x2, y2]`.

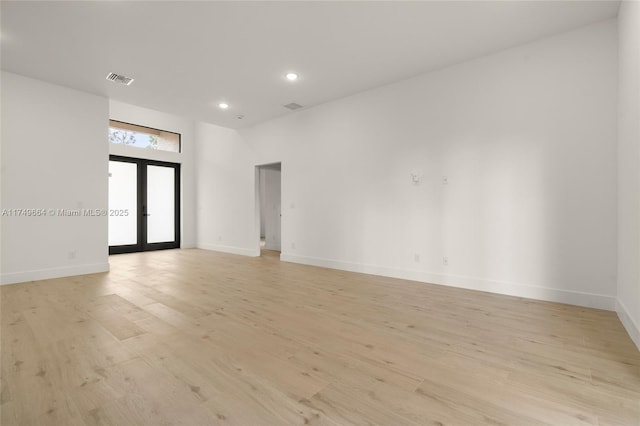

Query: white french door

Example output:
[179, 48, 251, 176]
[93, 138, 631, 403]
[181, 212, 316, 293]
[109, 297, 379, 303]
[108, 155, 180, 254]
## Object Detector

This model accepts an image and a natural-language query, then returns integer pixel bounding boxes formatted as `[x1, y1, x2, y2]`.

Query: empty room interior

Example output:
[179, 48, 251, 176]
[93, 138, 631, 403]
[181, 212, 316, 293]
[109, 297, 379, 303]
[1, 1, 640, 425]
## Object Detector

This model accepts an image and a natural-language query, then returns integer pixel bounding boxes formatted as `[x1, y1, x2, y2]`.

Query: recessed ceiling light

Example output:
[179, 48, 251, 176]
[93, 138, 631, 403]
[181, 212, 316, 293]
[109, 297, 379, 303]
[283, 102, 303, 110]
[285, 73, 299, 81]
[218, 102, 229, 109]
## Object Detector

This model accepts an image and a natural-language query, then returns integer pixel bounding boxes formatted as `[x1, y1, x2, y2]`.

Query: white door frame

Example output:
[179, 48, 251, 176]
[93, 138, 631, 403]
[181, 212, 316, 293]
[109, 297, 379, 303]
[254, 162, 282, 255]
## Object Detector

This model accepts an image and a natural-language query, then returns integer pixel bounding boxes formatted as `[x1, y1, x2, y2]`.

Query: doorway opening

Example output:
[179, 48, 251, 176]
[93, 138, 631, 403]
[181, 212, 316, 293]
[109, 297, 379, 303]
[256, 163, 281, 255]
[108, 155, 181, 254]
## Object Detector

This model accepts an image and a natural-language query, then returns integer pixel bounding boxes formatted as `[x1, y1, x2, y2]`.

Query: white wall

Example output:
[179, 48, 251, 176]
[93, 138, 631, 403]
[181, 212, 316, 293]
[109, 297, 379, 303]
[617, 1, 640, 349]
[201, 19, 619, 310]
[259, 168, 267, 238]
[195, 122, 258, 256]
[261, 168, 281, 251]
[109, 100, 197, 248]
[1, 71, 109, 284]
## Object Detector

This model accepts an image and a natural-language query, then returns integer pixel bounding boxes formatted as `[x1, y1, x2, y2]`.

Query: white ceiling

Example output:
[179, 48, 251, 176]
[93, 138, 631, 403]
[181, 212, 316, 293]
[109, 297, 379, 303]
[1, 1, 620, 129]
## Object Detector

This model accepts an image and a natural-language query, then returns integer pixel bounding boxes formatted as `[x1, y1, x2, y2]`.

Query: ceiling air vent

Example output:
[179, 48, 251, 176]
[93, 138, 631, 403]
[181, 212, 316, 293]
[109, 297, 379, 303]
[106, 72, 134, 86]
[283, 102, 303, 110]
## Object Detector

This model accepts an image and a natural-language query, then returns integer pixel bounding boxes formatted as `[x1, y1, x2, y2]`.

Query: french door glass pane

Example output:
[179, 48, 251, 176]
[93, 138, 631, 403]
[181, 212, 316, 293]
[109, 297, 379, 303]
[108, 161, 137, 246]
[146, 165, 175, 244]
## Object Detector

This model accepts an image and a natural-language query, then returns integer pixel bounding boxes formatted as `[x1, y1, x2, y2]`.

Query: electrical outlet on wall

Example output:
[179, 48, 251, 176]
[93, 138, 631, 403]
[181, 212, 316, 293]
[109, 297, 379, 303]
[443, 257, 448, 266]
[291, 242, 296, 249]
[410, 172, 422, 186]
[442, 176, 449, 185]
[68, 250, 76, 260]
[414, 253, 420, 262]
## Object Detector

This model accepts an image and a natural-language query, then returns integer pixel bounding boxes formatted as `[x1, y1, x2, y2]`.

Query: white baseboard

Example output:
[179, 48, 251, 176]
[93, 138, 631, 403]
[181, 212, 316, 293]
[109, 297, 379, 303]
[616, 299, 640, 351]
[1, 262, 110, 286]
[280, 253, 616, 311]
[197, 243, 260, 257]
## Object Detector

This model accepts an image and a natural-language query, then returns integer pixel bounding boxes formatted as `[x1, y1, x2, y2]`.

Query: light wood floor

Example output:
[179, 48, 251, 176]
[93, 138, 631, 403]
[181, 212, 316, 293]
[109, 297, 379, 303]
[1, 249, 639, 425]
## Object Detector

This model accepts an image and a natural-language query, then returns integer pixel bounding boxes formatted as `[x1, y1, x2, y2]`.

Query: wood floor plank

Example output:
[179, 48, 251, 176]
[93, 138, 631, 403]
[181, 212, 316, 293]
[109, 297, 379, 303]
[1, 248, 638, 425]
[304, 382, 419, 426]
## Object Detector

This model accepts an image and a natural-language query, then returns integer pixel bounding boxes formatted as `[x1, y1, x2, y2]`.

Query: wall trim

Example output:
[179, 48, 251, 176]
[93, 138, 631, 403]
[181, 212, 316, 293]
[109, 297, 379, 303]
[197, 243, 260, 257]
[616, 299, 640, 351]
[280, 253, 616, 311]
[0, 262, 110, 286]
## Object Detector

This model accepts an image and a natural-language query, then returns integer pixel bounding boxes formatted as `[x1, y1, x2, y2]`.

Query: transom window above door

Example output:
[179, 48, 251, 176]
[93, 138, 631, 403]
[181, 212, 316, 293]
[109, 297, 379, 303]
[109, 120, 181, 153]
